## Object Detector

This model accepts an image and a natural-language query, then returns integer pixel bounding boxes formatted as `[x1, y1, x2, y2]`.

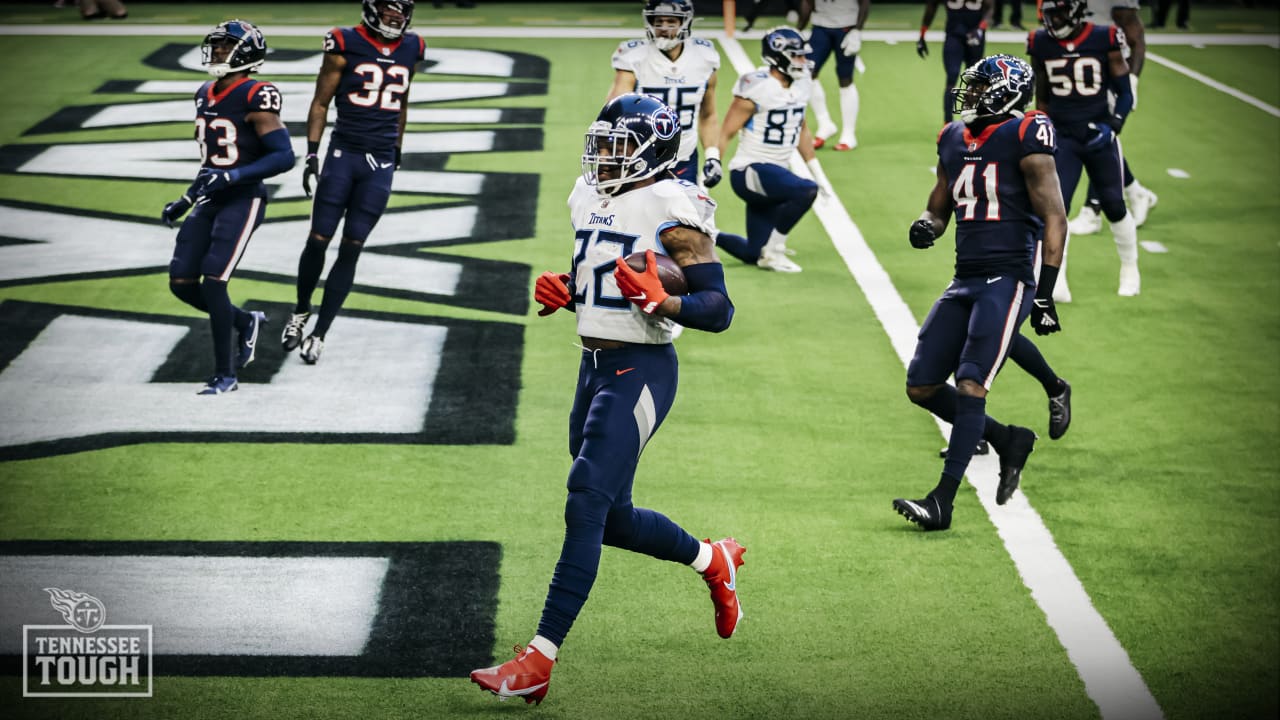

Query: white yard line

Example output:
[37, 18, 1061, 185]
[719, 34, 1164, 720]
[1146, 51, 1280, 117]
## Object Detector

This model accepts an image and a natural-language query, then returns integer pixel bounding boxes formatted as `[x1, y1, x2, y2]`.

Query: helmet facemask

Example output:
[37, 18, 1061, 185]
[1041, 0, 1084, 39]
[582, 123, 666, 196]
[201, 22, 266, 78]
[951, 56, 1033, 126]
[363, 0, 414, 40]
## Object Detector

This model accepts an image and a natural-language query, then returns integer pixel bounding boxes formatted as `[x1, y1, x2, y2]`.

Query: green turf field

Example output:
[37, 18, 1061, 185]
[0, 3, 1277, 719]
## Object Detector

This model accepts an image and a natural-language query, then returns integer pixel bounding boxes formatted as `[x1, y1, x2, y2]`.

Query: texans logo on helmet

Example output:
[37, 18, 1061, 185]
[650, 107, 678, 140]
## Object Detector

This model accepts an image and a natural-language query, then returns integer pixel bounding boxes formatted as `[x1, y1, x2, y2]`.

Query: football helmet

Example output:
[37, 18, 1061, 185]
[951, 54, 1035, 125]
[582, 93, 681, 195]
[643, 0, 694, 52]
[201, 19, 267, 78]
[362, 0, 414, 40]
[1040, 0, 1087, 39]
[761, 27, 813, 80]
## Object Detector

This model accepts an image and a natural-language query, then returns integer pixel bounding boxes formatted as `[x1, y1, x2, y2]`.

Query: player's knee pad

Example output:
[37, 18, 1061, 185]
[601, 506, 637, 547]
[168, 278, 204, 310]
[906, 384, 937, 405]
[563, 487, 611, 531]
[1100, 197, 1127, 223]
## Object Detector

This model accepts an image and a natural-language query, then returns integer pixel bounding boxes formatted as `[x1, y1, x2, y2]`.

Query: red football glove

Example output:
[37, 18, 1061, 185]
[613, 249, 670, 316]
[534, 271, 572, 316]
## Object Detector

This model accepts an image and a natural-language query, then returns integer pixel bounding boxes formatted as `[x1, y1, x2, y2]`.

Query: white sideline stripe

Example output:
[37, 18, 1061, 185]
[1147, 52, 1280, 118]
[0, 23, 1276, 46]
[721, 36, 1163, 720]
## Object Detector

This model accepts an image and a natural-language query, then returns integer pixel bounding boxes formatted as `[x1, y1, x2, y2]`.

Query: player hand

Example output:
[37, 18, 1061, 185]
[193, 168, 235, 197]
[841, 29, 862, 56]
[534, 271, 572, 317]
[966, 28, 984, 47]
[909, 219, 937, 249]
[613, 249, 670, 316]
[1030, 298, 1062, 335]
[916, 38, 929, 58]
[160, 195, 193, 228]
[1084, 122, 1114, 152]
[702, 156, 723, 188]
[302, 154, 319, 198]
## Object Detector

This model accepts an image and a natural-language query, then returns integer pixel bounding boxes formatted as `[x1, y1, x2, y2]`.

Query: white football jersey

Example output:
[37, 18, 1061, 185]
[567, 176, 717, 344]
[728, 68, 813, 170]
[811, 0, 862, 28]
[612, 36, 721, 163]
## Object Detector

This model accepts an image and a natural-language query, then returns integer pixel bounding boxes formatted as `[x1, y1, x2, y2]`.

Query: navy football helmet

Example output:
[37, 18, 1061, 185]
[951, 55, 1036, 125]
[201, 19, 267, 78]
[582, 93, 681, 195]
[643, 0, 694, 52]
[1040, 0, 1087, 39]
[363, 0, 414, 40]
[761, 27, 813, 80]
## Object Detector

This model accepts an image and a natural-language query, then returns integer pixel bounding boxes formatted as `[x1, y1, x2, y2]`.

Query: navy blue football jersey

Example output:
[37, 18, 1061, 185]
[193, 77, 284, 181]
[944, 0, 986, 33]
[325, 25, 427, 153]
[937, 111, 1057, 282]
[1028, 23, 1125, 131]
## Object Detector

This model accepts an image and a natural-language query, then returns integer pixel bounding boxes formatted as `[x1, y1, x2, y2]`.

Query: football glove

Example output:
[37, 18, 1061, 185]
[193, 168, 235, 198]
[965, 28, 984, 47]
[160, 195, 193, 228]
[1030, 298, 1062, 335]
[614, 249, 670, 316]
[841, 29, 862, 56]
[916, 37, 929, 58]
[702, 156, 723, 188]
[302, 153, 320, 198]
[909, 219, 937, 249]
[534, 271, 572, 317]
[1084, 122, 1114, 152]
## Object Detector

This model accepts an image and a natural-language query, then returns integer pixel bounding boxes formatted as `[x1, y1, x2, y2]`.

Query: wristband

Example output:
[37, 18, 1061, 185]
[307, 140, 320, 156]
[1036, 264, 1060, 300]
[705, 147, 721, 161]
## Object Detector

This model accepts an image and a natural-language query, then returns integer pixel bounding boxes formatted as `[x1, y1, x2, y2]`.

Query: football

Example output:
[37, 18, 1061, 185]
[624, 251, 688, 296]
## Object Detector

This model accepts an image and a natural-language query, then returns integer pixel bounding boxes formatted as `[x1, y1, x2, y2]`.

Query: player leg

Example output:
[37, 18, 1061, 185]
[197, 193, 266, 395]
[942, 33, 965, 123]
[1007, 332, 1072, 439]
[1053, 137, 1088, 302]
[807, 28, 839, 147]
[305, 155, 395, 363]
[169, 208, 213, 313]
[1085, 135, 1140, 295]
[833, 42, 859, 150]
[288, 150, 355, 351]
[728, 166, 786, 269]
[957, 278, 1038, 503]
[1070, 180, 1105, 235]
[739, 163, 816, 272]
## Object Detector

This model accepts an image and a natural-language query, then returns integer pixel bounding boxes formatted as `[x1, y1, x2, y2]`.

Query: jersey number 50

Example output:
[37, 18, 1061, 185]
[1043, 57, 1104, 97]
[348, 63, 411, 111]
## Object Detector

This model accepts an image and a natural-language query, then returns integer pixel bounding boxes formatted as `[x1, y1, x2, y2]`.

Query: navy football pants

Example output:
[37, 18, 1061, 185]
[729, 163, 818, 251]
[537, 343, 701, 647]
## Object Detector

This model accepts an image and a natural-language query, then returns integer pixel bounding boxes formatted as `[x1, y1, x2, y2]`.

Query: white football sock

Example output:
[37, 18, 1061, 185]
[1111, 211, 1139, 265]
[838, 84, 859, 144]
[763, 228, 788, 254]
[809, 81, 836, 137]
[528, 635, 558, 661]
[690, 541, 713, 573]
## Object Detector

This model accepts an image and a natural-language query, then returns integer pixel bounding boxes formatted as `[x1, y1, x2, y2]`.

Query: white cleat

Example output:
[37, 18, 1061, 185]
[300, 335, 325, 364]
[1125, 185, 1158, 228]
[1068, 205, 1103, 235]
[1053, 278, 1073, 303]
[813, 122, 838, 149]
[1118, 263, 1141, 296]
[757, 250, 802, 273]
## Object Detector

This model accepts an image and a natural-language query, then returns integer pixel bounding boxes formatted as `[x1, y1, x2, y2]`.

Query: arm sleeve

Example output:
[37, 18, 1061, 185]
[231, 128, 296, 184]
[1109, 73, 1133, 130]
[673, 263, 734, 333]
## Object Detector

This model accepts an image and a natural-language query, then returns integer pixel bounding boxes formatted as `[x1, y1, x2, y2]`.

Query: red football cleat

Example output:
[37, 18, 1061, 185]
[813, 136, 827, 150]
[701, 538, 746, 638]
[470, 644, 555, 705]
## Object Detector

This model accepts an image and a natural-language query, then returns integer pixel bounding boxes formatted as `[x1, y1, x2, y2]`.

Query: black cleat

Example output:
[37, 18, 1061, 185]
[893, 496, 952, 531]
[996, 426, 1037, 505]
[1049, 380, 1072, 440]
[939, 439, 990, 458]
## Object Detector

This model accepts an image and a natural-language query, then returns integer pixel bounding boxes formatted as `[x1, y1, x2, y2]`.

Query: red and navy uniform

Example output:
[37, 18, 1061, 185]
[172, 77, 283, 280]
[1028, 23, 1127, 219]
[312, 25, 426, 243]
[908, 111, 1056, 390]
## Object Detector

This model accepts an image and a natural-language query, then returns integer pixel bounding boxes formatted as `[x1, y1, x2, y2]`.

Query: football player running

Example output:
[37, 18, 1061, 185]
[714, 27, 834, 273]
[1068, 0, 1158, 240]
[894, 55, 1065, 530]
[281, 0, 426, 364]
[918, 0, 994, 123]
[799, 0, 871, 151]
[1029, 0, 1141, 298]
[470, 94, 741, 705]
[161, 20, 295, 395]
